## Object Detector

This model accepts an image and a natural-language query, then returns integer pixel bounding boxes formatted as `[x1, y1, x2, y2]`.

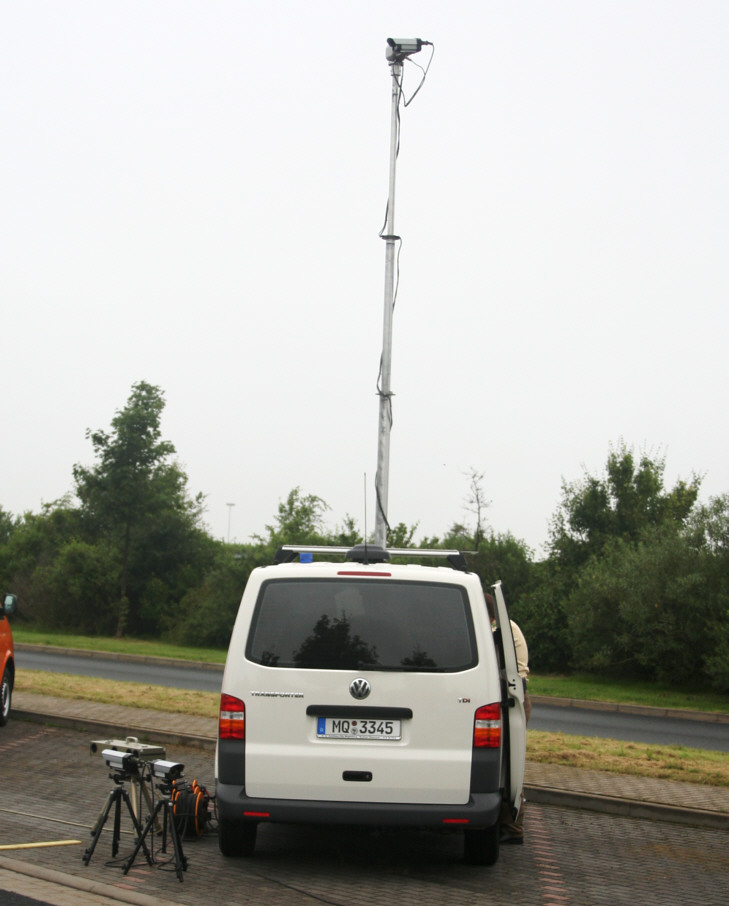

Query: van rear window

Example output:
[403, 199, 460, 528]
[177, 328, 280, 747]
[246, 578, 477, 672]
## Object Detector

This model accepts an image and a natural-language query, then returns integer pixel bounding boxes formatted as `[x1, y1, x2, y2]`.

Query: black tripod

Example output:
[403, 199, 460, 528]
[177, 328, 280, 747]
[82, 775, 152, 866]
[123, 784, 188, 882]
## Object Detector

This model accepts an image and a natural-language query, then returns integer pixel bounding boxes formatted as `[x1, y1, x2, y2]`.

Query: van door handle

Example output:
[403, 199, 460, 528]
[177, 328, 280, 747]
[343, 771, 373, 782]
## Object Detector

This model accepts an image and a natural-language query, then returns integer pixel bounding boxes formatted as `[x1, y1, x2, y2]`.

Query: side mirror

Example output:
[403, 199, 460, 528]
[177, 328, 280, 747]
[2, 594, 17, 617]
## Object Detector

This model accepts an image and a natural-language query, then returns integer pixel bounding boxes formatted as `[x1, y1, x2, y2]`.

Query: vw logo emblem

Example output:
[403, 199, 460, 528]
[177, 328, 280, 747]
[349, 678, 371, 700]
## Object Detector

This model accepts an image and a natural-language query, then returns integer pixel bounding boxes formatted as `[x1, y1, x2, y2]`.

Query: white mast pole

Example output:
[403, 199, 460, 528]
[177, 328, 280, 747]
[373, 39, 426, 549]
[373, 57, 403, 549]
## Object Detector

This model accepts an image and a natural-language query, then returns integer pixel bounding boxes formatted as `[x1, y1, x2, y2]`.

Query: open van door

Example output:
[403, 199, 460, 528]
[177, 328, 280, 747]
[491, 582, 526, 815]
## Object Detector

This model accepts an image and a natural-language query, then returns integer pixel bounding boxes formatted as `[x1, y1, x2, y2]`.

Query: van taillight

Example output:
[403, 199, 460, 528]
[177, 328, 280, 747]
[473, 703, 501, 748]
[219, 694, 245, 740]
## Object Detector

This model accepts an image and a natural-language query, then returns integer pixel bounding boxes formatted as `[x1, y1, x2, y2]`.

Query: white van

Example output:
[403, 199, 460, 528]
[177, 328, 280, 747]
[215, 544, 526, 866]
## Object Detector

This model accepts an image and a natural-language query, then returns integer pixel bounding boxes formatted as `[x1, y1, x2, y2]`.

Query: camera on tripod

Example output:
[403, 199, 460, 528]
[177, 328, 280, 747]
[151, 759, 184, 782]
[84, 736, 190, 881]
[98, 750, 183, 786]
[101, 748, 140, 778]
[91, 736, 168, 784]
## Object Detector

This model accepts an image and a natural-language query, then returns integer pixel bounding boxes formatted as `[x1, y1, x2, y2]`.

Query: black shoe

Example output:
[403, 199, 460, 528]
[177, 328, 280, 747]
[500, 833, 524, 845]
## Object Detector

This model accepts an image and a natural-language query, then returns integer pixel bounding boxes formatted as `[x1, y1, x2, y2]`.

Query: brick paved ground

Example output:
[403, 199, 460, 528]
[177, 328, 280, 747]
[1, 719, 728, 906]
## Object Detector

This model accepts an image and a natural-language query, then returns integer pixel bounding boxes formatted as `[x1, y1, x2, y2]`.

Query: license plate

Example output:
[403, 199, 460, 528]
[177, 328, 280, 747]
[316, 717, 401, 740]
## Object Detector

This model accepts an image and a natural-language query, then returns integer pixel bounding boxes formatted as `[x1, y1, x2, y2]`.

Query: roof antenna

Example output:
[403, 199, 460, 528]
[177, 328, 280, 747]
[363, 473, 370, 564]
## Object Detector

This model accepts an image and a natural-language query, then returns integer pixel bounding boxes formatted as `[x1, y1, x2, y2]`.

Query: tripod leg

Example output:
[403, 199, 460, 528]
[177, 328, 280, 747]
[123, 800, 160, 875]
[112, 787, 123, 857]
[83, 789, 117, 865]
[121, 788, 153, 866]
[164, 801, 188, 882]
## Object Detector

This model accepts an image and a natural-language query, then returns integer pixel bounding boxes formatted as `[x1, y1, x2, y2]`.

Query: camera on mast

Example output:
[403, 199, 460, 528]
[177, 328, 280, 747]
[385, 38, 424, 63]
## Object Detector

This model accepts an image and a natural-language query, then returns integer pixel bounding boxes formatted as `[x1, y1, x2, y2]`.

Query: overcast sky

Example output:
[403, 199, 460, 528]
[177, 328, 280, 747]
[2, 1, 727, 556]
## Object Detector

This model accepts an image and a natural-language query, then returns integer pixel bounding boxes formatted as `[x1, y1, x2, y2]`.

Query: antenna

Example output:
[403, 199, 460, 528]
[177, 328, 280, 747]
[373, 37, 430, 548]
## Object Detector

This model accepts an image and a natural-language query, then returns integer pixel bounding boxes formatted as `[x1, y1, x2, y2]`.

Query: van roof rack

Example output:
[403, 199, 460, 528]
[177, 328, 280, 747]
[273, 544, 471, 572]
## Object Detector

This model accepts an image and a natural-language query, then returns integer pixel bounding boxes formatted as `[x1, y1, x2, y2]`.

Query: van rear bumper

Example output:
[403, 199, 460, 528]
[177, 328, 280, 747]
[216, 783, 503, 829]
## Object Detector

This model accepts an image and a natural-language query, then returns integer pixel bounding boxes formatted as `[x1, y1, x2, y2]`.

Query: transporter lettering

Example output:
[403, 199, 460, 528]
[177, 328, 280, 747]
[250, 691, 304, 698]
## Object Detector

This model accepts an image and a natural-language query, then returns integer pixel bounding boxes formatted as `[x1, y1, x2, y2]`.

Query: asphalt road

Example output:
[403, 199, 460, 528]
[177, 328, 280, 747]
[18, 647, 222, 692]
[529, 703, 729, 751]
[17, 646, 729, 752]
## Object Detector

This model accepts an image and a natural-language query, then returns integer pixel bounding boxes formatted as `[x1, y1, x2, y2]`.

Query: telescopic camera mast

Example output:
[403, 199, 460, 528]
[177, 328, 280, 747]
[374, 38, 428, 548]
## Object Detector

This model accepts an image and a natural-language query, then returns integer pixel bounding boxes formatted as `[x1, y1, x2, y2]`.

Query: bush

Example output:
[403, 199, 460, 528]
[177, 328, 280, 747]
[39, 540, 118, 635]
[564, 527, 719, 686]
[512, 562, 571, 673]
[704, 625, 729, 693]
[171, 545, 271, 648]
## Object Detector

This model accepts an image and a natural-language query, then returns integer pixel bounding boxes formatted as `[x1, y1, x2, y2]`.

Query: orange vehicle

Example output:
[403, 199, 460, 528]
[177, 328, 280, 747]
[1, 593, 17, 727]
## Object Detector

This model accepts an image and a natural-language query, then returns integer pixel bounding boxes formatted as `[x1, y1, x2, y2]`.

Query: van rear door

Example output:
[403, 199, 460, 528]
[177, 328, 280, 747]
[241, 573, 485, 805]
[491, 582, 526, 812]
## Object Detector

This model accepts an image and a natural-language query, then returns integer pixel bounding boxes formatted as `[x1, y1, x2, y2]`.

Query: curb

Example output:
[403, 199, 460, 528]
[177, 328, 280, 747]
[13, 707, 216, 752]
[525, 785, 729, 831]
[0, 856, 186, 906]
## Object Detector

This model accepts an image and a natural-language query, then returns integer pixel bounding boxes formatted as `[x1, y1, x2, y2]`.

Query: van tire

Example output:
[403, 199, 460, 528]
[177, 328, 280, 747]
[0, 668, 11, 726]
[219, 819, 257, 857]
[463, 824, 500, 866]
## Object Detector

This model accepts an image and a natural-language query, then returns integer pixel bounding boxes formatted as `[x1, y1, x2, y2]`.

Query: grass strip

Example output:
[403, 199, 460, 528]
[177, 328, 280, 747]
[527, 730, 729, 788]
[16, 669, 219, 718]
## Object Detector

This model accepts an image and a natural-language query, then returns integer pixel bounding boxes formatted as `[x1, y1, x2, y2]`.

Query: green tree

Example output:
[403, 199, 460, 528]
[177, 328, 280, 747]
[470, 532, 533, 603]
[0, 506, 16, 548]
[260, 487, 330, 547]
[0, 500, 82, 623]
[173, 543, 269, 648]
[513, 561, 570, 673]
[689, 495, 729, 691]
[40, 539, 118, 634]
[73, 381, 209, 636]
[563, 524, 720, 685]
[330, 515, 363, 547]
[175, 498, 367, 649]
[463, 468, 490, 547]
[691, 493, 729, 555]
[521, 442, 702, 676]
[437, 469, 491, 550]
[549, 441, 700, 568]
[387, 521, 418, 548]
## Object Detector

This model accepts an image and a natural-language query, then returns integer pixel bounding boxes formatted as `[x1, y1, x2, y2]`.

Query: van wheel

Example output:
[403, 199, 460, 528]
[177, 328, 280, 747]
[0, 668, 11, 727]
[219, 819, 257, 857]
[464, 824, 500, 866]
